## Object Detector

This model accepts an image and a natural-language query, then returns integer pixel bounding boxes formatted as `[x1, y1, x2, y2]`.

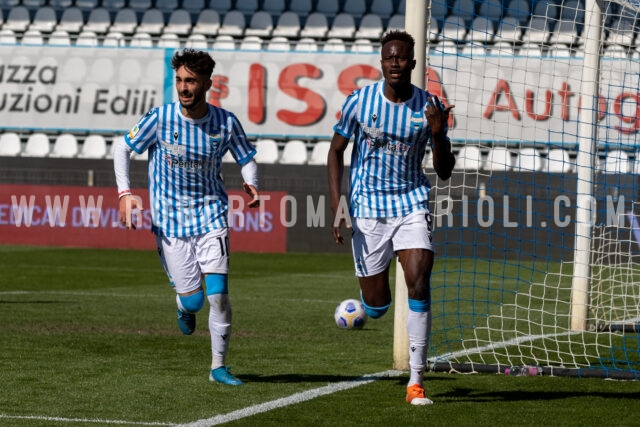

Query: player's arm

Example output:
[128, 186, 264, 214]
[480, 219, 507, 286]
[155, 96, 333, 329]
[113, 137, 142, 229]
[227, 114, 260, 208]
[240, 159, 260, 208]
[425, 95, 456, 181]
[327, 132, 350, 244]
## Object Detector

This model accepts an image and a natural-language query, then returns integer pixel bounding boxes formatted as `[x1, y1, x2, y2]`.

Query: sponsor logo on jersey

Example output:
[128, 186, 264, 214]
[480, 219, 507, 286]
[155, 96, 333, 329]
[165, 156, 203, 171]
[366, 139, 414, 155]
[362, 125, 382, 138]
[160, 139, 186, 157]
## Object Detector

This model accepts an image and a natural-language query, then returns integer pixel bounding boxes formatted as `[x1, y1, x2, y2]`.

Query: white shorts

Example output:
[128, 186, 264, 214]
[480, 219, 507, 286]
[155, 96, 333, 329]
[351, 210, 434, 278]
[156, 228, 229, 294]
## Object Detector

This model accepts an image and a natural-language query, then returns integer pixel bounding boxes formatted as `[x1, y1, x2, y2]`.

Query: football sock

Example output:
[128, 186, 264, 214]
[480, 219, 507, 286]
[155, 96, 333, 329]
[407, 299, 431, 387]
[205, 273, 228, 295]
[208, 293, 232, 369]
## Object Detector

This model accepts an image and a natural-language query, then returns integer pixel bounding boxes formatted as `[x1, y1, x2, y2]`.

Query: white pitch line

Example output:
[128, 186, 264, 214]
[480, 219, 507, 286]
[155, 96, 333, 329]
[0, 414, 176, 426]
[177, 370, 403, 427]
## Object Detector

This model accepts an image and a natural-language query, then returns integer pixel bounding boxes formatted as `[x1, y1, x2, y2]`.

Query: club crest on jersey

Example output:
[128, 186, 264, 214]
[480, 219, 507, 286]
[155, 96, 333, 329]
[411, 112, 423, 130]
[128, 125, 139, 139]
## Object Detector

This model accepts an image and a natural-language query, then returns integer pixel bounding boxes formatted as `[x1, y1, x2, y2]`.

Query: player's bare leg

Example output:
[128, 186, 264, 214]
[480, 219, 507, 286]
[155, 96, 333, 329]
[358, 265, 392, 319]
[398, 248, 434, 405]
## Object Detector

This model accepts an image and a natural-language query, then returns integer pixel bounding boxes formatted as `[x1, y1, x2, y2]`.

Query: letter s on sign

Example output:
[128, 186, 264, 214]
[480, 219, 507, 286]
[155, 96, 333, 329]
[276, 63, 325, 126]
[335, 64, 380, 119]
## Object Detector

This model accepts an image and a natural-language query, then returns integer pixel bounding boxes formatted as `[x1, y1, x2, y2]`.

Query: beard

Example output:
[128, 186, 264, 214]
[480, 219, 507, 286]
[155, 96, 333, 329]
[180, 90, 206, 109]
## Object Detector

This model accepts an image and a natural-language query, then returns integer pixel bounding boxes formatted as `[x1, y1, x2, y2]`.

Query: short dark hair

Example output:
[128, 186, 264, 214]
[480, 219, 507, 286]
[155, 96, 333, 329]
[380, 30, 415, 51]
[170, 49, 216, 78]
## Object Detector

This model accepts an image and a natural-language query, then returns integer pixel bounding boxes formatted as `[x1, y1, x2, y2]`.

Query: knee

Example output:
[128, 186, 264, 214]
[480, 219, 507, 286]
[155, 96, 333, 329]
[361, 296, 391, 319]
[178, 290, 205, 313]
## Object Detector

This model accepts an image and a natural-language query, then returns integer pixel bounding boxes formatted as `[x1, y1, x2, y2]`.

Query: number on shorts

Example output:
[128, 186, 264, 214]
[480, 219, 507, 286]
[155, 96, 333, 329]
[425, 212, 433, 232]
[217, 236, 230, 257]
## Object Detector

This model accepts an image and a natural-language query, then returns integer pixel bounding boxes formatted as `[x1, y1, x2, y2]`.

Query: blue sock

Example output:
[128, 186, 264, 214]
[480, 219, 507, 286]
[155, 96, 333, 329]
[205, 274, 228, 295]
[408, 298, 430, 313]
[361, 291, 391, 319]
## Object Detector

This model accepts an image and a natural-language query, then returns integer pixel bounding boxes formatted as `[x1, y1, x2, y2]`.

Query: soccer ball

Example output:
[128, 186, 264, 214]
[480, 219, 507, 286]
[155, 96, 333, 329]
[334, 298, 368, 329]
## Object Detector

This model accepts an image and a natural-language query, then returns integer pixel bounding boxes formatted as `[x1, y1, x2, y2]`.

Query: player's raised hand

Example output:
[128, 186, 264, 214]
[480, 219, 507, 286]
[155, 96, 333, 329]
[424, 95, 454, 135]
[243, 182, 260, 208]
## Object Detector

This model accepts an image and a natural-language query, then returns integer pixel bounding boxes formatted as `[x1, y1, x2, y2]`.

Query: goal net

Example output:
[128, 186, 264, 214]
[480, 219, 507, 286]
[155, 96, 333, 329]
[423, 0, 640, 378]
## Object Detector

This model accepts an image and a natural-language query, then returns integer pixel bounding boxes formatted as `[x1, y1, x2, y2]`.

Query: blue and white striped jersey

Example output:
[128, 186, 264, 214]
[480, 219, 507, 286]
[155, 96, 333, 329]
[125, 102, 256, 237]
[334, 81, 448, 218]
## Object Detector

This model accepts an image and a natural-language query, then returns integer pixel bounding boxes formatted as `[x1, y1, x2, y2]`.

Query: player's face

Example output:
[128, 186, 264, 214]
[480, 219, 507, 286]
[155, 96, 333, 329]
[380, 40, 415, 86]
[175, 65, 210, 110]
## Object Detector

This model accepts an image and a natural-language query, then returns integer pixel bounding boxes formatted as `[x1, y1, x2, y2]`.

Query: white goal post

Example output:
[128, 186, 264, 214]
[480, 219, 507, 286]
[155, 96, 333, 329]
[393, 0, 428, 371]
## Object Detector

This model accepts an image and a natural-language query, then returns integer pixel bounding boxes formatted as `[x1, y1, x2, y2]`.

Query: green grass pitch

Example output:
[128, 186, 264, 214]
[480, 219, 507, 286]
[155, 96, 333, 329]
[0, 246, 639, 426]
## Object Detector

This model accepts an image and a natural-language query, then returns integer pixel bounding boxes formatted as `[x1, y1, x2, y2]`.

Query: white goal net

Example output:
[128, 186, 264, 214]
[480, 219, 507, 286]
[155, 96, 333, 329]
[422, 0, 640, 378]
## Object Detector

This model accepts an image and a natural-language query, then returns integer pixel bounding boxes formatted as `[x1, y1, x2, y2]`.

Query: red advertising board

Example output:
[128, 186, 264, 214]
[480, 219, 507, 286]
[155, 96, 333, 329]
[0, 184, 287, 253]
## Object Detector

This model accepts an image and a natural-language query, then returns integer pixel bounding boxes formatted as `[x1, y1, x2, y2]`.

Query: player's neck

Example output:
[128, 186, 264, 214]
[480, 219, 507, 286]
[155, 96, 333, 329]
[383, 81, 413, 103]
[182, 103, 208, 120]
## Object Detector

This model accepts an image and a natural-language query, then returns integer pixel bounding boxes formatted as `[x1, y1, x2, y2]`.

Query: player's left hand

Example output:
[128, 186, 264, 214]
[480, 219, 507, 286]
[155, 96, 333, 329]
[425, 95, 454, 135]
[243, 183, 260, 208]
[118, 194, 143, 229]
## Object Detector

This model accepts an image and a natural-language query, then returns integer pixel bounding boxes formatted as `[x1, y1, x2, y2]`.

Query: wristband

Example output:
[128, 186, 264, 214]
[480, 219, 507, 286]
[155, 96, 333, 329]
[118, 190, 132, 199]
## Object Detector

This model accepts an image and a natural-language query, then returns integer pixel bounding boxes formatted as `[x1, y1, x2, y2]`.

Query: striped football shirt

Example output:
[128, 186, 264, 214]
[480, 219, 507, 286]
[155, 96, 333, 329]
[333, 81, 448, 218]
[124, 102, 256, 237]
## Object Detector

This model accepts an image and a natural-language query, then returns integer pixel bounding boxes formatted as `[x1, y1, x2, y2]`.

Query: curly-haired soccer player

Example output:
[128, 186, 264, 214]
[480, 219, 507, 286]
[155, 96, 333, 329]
[114, 49, 260, 386]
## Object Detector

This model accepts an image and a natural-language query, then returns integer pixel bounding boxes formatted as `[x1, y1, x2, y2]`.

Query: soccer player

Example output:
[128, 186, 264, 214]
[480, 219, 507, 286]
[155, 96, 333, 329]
[327, 30, 455, 405]
[114, 49, 259, 386]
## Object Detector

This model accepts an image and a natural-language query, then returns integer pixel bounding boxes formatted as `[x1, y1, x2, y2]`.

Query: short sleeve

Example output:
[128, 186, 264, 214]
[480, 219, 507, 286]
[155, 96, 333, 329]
[124, 108, 159, 154]
[227, 113, 256, 165]
[333, 90, 359, 139]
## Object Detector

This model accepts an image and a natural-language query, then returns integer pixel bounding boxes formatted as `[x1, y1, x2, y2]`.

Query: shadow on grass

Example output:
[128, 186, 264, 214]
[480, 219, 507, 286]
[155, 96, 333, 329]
[239, 371, 462, 384]
[239, 373, 409, 384]
[439, 387, 640, 402]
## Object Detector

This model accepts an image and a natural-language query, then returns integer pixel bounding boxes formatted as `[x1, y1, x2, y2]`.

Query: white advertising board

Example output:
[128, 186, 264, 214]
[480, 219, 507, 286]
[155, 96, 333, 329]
[0, 46, 637, 147]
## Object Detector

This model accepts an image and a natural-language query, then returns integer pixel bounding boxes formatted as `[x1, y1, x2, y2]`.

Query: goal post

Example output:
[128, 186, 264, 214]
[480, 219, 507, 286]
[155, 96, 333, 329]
[393, 0, 427, 371]
[571, 0, 601, 332]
